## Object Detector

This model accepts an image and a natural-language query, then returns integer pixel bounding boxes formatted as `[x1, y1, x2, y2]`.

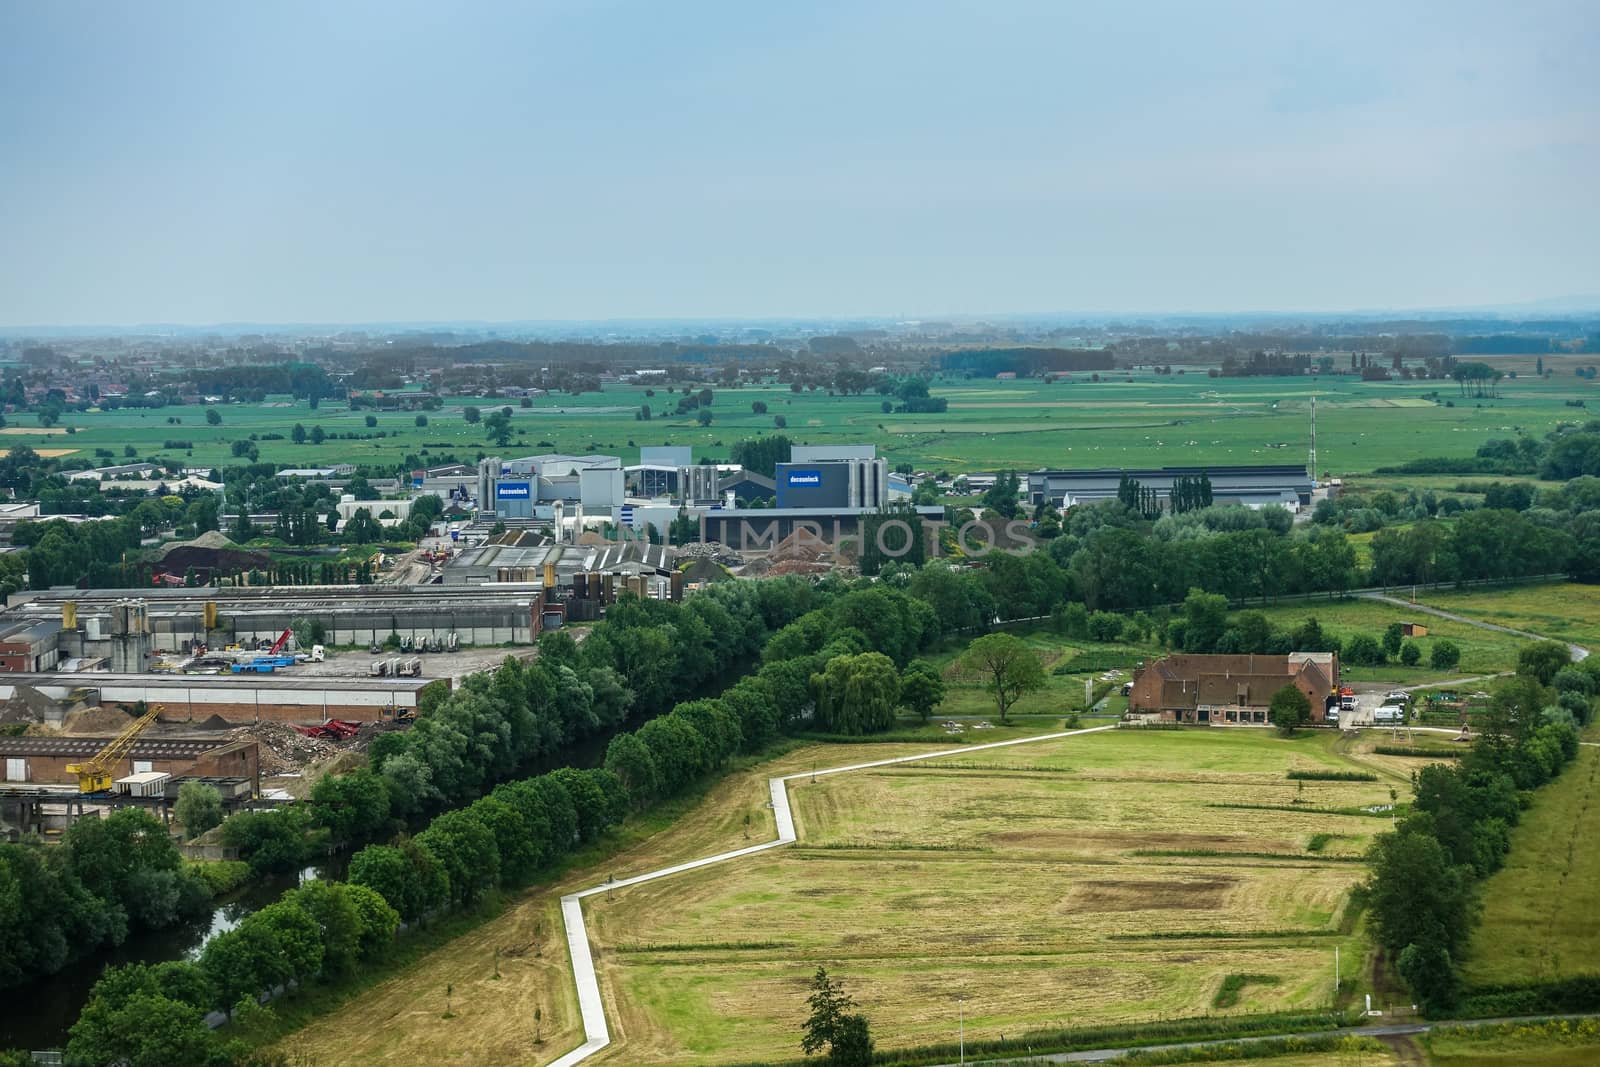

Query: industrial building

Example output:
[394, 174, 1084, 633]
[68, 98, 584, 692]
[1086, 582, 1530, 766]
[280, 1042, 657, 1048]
[1025, 465, 1314, 511]
[624, 446, 722, 504]
[476, 453, 625, 522]
[0, 734, 259, 794]
[775, 445, 889, 509]
[5, 586, 548, 650]
[0, 672, 435, 725]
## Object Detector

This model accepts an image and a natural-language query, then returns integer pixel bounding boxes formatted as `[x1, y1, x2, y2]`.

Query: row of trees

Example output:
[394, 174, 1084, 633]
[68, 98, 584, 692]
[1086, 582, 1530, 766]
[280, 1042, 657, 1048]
[1367, 649, 1597, 1012]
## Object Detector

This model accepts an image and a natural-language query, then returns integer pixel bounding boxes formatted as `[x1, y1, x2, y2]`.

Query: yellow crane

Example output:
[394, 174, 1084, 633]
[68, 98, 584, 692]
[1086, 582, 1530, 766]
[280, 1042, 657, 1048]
[65, 703, 163, 793]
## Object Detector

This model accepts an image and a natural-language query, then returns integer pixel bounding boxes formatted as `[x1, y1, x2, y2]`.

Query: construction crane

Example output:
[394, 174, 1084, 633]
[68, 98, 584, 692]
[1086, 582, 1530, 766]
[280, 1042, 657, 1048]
[65, 703, 163, 793]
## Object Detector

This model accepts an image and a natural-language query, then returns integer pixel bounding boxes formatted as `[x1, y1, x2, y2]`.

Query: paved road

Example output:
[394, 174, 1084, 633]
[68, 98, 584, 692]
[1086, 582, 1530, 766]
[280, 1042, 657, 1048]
[547, 726, 1118, 1066]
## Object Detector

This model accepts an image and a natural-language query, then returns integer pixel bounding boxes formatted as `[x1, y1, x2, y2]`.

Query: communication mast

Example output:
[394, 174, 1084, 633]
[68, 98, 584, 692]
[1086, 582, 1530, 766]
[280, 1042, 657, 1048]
[1308, 395, 1317, 484]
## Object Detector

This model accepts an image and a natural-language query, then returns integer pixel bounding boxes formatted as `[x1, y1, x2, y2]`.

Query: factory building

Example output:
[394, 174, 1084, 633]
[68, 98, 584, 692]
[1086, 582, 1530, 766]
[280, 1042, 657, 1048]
[775, 445, 889, 509]
[477, 454, 624, 521]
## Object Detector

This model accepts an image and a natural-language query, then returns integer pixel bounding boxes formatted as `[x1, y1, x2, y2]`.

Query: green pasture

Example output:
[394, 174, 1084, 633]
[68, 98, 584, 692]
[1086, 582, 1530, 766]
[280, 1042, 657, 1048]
[4, 370, 1588, 475]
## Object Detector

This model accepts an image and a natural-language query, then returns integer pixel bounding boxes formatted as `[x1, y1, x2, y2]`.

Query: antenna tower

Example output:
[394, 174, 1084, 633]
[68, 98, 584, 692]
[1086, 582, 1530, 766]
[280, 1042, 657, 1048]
[1308, 396, 1317, 483]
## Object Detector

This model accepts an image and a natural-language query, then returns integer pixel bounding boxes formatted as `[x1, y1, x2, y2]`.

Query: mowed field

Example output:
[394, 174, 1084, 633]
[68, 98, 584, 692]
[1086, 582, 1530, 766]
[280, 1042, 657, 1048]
[3, 369, 1587, 475]
[1461, 746, 1600, 989]
[580, 729, 1400, 1065]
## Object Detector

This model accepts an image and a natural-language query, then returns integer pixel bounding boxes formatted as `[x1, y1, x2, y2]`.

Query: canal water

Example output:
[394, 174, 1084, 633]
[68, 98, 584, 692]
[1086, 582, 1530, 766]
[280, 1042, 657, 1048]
[0, 857, 346, 1052]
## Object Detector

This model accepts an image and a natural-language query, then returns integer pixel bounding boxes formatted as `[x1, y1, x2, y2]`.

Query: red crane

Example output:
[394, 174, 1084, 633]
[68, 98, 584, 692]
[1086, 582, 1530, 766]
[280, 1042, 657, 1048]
[267, 627, 293, 655]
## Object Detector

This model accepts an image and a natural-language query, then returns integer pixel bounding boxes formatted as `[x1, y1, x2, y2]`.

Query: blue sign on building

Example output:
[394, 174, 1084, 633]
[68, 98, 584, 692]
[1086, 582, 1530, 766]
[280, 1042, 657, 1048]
[496, 481, 531, 499]
[786, 469, 822, 486]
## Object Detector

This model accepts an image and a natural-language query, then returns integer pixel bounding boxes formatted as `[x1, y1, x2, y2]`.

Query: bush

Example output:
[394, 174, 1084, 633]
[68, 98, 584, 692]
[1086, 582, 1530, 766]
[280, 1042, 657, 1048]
[1343, 633, 1386, 666]
[186, 860, 251, 897]
[1400, 640, 1422, 666]
[174, 780, 223, 839]
[1087, 611, 1125, 642]
[1430, 639, 1462, 670]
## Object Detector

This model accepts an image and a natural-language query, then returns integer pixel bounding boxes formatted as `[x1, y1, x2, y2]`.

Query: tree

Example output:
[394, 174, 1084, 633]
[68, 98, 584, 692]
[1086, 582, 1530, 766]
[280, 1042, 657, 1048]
[956, 633, 1044, 723]
[1397, 940, 1460, 1013]
[1430, 639, 1461, 670]
[1517, 640, 1571, 686]
[898, 661, 946, 722]
[802, 967, 865, 1061]
[752, 400, 768, 414]
[1400, 640, 1422, 666]
[1365, 828, 1475, 957]
[1382, 622, 1404, 660]
[365, 414, 378, 428]
[982, 470, 1020, 518]
[1269, 683, 1311, 733]
[774, 414, 787, 428]
[696, 408, 714, 426]
[173, 781, 223, 840]
[484, 410, 514, 447]
[204, 408, 221, 426]
[415, 414, 428, 427]
[309, 767, 391, 843]
[291, 422, 307, 444]
[812, 652, 901, 735]
[1343, 633, 1386, 666]
[463, 406, 481, 424]
[66, 985, 226, 1067]
[310, 425, 326, 445]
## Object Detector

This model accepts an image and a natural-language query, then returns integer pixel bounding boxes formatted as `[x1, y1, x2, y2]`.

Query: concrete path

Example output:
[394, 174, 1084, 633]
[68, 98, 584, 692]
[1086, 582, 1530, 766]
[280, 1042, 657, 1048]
[548, 724, 1117, 1066]
[1358, 592, 1589, 662]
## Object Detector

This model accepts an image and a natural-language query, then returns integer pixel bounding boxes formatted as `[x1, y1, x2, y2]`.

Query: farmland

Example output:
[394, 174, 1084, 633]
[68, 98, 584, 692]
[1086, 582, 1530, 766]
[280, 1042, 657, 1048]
[4, 370, 1588, 476]
[578, 728, 1395, 1065]
[271, 729, 1404, 1066]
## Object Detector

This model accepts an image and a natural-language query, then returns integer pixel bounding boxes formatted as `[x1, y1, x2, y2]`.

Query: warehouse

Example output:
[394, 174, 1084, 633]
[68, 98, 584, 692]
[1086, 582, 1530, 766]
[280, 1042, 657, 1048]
[0, 672, 437, 725]
[0, 735, 260, 794]
[1026, 465, 1313, 511]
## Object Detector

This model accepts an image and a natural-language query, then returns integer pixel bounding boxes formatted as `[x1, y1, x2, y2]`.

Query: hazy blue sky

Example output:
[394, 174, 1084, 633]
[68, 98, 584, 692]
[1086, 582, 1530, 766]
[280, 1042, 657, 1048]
[1, 1, 1596, 325]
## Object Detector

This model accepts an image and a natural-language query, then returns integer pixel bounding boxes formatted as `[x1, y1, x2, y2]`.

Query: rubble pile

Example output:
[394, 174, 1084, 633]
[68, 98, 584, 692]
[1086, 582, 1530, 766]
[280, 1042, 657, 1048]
[227, 721, 338, 775]
[677, 542, 744, 566]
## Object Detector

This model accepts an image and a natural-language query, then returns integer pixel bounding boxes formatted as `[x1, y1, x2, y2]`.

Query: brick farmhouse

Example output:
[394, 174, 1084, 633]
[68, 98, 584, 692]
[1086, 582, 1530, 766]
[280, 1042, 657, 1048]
[1128, 652, 1339, 725]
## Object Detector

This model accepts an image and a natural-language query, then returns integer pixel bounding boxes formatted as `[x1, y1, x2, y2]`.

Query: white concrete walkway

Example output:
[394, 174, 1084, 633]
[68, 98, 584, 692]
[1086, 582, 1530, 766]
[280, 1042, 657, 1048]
[547, 724, 1116, 1065]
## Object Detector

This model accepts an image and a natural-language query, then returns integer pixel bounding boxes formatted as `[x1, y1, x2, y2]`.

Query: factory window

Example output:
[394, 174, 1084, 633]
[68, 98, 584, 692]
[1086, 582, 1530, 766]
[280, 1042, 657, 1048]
[4, 758, 25, 782]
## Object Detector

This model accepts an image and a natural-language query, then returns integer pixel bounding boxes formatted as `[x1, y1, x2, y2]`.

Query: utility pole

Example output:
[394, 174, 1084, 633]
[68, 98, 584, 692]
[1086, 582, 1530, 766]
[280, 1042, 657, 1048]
[1335, 944, 1340, 1000]
[958, 996, 965, 1065]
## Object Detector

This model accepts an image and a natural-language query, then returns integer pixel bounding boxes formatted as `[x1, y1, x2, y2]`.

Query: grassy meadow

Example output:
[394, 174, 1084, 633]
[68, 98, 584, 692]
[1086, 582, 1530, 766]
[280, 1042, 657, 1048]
[4, 369, 1590, 475]
[1411, 582, 1600, 652]
[1461, 746, 1600, 989]
[1246, 598, 1526, 682]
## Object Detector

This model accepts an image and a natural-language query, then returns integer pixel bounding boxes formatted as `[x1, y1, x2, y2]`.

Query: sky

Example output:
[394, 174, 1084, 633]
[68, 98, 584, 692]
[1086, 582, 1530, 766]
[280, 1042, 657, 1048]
[1, 0, 1597, 326]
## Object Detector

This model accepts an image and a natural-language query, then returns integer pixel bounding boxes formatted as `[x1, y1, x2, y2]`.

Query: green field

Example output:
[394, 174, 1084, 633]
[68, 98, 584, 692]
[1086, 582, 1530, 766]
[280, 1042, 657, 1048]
[1412, 582, 1600, 652]
[6, 370, 1589, 475]
[1248, 597, 1526, 681]
[1426, 1018, 1600, 1066]
[579, 729, 1394, 1064]
[1461, 747, 1600, 988]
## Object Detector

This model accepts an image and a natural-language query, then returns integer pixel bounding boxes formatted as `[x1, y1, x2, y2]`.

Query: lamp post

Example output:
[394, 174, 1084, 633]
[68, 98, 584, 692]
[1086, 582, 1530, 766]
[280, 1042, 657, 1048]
[957, 995, 965, 1065]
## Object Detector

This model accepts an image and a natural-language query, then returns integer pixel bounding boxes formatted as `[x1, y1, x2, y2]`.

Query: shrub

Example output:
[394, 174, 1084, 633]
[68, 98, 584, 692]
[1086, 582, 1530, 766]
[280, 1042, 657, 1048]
[1430, 639, 1462, 670]
[1343, 633, 1386, 666]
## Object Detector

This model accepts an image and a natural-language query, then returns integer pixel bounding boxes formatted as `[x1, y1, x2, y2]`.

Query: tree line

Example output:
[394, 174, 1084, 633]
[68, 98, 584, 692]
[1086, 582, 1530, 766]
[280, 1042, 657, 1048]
[1366, 643, 1597, 1013]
